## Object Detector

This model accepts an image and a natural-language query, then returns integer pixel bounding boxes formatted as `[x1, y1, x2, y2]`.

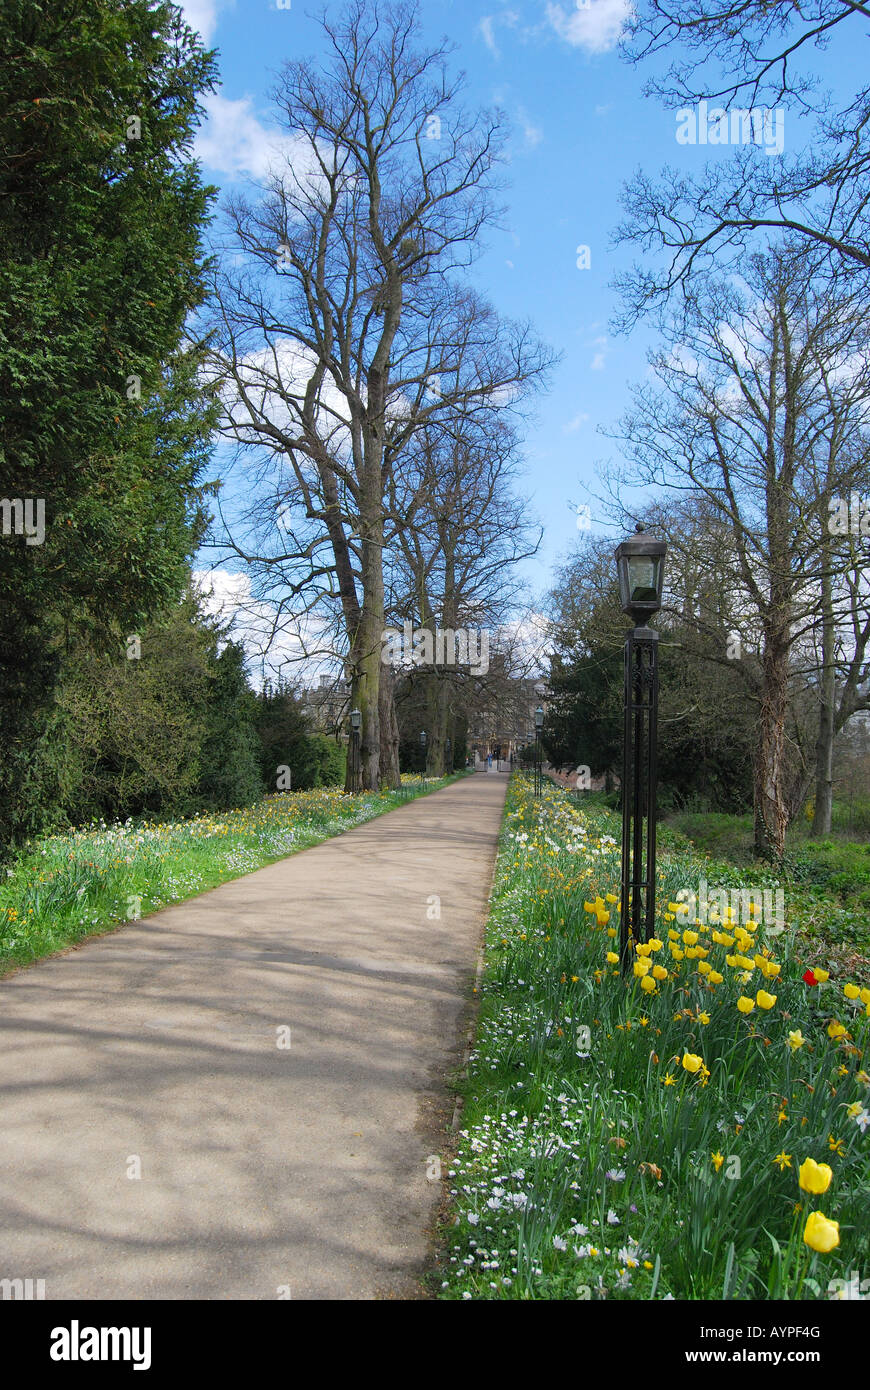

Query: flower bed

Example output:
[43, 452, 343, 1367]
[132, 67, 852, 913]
[437, 776, 870, 1300]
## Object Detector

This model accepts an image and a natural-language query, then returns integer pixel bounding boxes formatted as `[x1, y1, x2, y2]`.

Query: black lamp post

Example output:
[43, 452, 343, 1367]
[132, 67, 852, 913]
[349, 708, 362, 793]
[534, 705, 544, 796]
[445, 736, 451, 774]
[614, 524, 667, 972]
[420, 729, 427, 784]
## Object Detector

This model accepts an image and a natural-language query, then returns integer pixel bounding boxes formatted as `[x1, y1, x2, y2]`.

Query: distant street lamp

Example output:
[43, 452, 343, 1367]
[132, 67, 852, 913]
[349, 708, 362, 793]
[420, 728, 427, 784]
[446, 736, 452, 774]
[614, 524, 667, 973]
[534, 705, 544, 796]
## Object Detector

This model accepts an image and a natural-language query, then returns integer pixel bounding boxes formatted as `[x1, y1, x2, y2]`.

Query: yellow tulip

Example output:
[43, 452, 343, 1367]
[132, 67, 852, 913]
[636, 942, 653, 957]
[708, 970, 724, 984]
[683, 930, 698, 945]
[799, 1159, 833, 1195]
[757, 990, 777, 1010]
[814, 968, 830, 984]
[606, 951, 619, 964]
[648, 937, 663, 951]
[633, 958, 651, 978]
[667, 929, 679, 941]
[698, 960, 712, 975]
[681, 1052, 703, 1074]
[828, 1020, 847, 1040]
[737, 996, 755, 1014]
[803, 1211, 839, 1254]
[860, 988, 870, 1006]
[844, 983, 860, 1000]
[652, 963, 668, 980]
[712, 930, 735, 947]
[640, 974, 657, 993]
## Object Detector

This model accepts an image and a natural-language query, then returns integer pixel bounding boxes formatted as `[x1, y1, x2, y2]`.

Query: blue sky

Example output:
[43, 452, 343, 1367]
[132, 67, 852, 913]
[181, 0, 863, 666]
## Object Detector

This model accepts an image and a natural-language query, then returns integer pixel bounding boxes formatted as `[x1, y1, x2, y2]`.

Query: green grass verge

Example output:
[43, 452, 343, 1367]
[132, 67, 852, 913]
[435, 774, 870, 1301]
[0, 772, 469, 978]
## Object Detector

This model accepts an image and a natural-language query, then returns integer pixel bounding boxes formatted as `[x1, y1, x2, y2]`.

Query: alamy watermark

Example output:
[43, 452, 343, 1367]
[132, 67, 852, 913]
[674, 879, 785, 932]
[676, 101, 784, 157]
[381, 621, 489, 675]
[1, 498, 45, 546]
[828, 493, 870, 535]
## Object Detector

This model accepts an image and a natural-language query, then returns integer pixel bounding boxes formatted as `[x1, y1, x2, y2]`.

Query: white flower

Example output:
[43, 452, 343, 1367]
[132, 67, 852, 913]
[606, 1209, 620, 1225]
[605, 1169, 626, 1182]
[854, 1107, 870, 1134]
[467, 1213, 479, 1225]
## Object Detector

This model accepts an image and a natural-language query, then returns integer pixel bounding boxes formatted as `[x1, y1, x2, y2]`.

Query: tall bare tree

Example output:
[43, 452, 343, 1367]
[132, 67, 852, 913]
[204, 0, 511, 787]
[606, 248, 870, 857]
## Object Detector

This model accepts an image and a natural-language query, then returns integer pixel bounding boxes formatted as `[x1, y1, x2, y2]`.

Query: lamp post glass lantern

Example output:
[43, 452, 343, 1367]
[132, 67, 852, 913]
[614, 526, 667, 971]
[349, 708, 362, 793]
[534, 705, 544, 796]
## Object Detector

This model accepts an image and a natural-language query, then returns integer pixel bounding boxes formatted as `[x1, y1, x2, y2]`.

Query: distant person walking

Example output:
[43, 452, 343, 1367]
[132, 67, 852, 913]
[486, 752, 492, 770]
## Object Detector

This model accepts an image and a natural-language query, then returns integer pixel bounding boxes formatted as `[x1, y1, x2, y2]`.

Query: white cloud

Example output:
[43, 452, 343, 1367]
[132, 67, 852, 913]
[179, 0, 229, 43]
[545, 0, 632, 53]
[193, 569, 338, 690]
[517, 107, 543, 149]
[589, 333, 610, 371]
[564, 411, 590, 431]
[194, 92, 322, 188]
[480, 15, 499, 55]
[479, 9, 521, 59]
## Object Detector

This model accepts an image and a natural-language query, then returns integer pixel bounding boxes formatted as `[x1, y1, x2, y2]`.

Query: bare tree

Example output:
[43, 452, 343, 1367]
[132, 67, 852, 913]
[618, 1, 870, 324]
[605, 248, 870, 857]
[203, 0, 510, 788]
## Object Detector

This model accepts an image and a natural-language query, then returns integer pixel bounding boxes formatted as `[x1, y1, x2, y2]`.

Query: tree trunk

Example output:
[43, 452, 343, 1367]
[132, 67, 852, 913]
[753, 639, 790, 860]
[811, 535, 836, 837]
[378, 662, 400, 787]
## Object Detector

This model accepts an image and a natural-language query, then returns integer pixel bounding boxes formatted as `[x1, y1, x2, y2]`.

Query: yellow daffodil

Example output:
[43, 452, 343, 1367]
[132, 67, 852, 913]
[697, 1011, 711, 1025]
[828, 1134, 845, 1156]
[773, 1151, 792, 1171]
[787, 1030, 805, 1051]
[803, 1211, 839, 1254]
[662, 1073, 676, 1086]
[799, 1158, 833, 1195]
[711, 1151, 725, 1171]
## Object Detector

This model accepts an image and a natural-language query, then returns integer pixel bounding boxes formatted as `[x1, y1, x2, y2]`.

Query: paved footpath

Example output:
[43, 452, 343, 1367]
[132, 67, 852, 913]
[0, 773, 508, 1300]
